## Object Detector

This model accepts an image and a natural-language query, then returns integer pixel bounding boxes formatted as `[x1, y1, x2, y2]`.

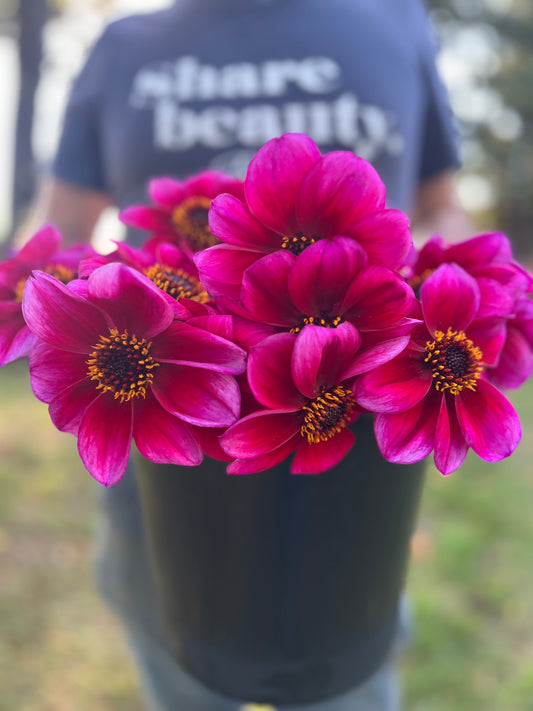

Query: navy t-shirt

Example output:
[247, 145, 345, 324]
[53, 0, 460, 214]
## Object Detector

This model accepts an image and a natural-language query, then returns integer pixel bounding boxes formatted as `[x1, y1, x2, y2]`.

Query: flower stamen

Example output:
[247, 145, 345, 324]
[300, 385, 357, 444]
[143, 264, 210, 303]
[290, 315, 342, 334]
[425, 327, 483, 395]
[87, 328, 159, 402]
[281, 233, 315, 255]
[171, 196, 217, 250]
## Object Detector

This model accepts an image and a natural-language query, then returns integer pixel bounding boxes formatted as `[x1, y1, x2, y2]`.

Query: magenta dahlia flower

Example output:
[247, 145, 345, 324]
[22, 262, 246, 486]
[239, 236, 415, 343]
[0, 224, 95, 366]
[220, 323, 374, 475]
[195, 133, 412, 300]
[355, 263, 521, 475]
[119, 171, 244, 257]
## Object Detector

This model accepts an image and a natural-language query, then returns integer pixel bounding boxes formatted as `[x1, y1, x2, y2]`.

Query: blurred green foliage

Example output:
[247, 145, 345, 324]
[428, 0, 533, 257]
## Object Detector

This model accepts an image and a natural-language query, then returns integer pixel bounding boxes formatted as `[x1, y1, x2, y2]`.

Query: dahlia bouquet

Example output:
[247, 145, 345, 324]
[1, 133, 531, 486]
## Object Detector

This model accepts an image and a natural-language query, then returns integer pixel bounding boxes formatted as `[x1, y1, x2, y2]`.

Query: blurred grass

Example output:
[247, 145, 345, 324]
[0, 358, 532, 710]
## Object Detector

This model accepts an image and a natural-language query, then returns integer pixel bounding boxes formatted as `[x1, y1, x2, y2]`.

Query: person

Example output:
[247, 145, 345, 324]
[16, 1, 472, 709]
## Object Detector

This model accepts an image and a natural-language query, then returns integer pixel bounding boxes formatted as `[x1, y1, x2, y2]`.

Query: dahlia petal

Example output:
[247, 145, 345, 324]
[247, 332, 303, 409]
[297, 152, 386, 236]
[78, 395, 134, 486]
[446, 232, 512, 268]
[153, 365, 241, 426]
[488, 326, 533, 390]
[475, 278, 514, 319]
[455, 379, 521, 462]
[288, 237, 368, 316]
[354, 350, 432, 413]
[49, 379, 100, 434]
[194, 426, 233, 462]
[148, 176, 186, 207]
[194, 244, 261, 300]
[245, 133, 321, 234]
[186, 314, 234, 341]
[421, 263, 480, 334]
[28, 341, 87, 402]
[374, 392, 441, 464]
[133, 394, 203, 466]
[22, 271, 110, 352]
[17, 224, 62, 262]
[241, 251, 301, 326]
[227, 436, 300, 474]
[185, 171, 244, 200]
[220, 409, 301, 458]
[209, 193, 281, 249]
[119, 205, 172, 232]
[467, 317, 506, 367]
[345, 209, 412, 270]
[87, 263, 174, 338]
[341, 265, 415, 330]
[0, 304, 35, 365]
[342, 335, 411, 378]
[233, 317, 277, 350]
[433, 396, 469, 475]
[292, 323, 361, 397]
[291, 427, 355, 474]
[153, 321, 246, 374]
[0, 324, 37, 365]
[411, 234, 447, 274]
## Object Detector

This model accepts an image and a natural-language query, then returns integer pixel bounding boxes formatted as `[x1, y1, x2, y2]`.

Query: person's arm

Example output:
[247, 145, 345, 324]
[410, 170, 472, 247]
[13, 176, 112, 248]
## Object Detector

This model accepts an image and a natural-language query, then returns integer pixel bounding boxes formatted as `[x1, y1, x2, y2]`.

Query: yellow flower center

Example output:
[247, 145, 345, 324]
[425, 327, 483, 395]
[300, 385, 357, 444]
[281, 233, 315, 255]
[290, 315, 342, 334]
[87, 328, 159, 402]
[171, 196, 217, 250]
[143, 264, 210, 303]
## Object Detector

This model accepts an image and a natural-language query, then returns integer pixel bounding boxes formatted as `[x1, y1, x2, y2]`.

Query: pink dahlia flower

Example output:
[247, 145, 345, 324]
[22, 263, 246, 486]
[220, 323, 373, 475]
[195, 133, 412, 299]
[119, 171, 244, 257]
[239, 236, 415, 344]
[407, 232, 533, 389]
[0, 224, 95, 366]
[355, 263, 521, 475]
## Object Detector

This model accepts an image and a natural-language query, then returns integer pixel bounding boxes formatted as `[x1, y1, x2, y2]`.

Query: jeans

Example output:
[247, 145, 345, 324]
[95, 464, 408, 711]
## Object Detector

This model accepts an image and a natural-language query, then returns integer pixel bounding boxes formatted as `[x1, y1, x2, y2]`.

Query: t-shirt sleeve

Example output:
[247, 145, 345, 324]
[415, 2, 462, 180]
[52, 30, 110, 192]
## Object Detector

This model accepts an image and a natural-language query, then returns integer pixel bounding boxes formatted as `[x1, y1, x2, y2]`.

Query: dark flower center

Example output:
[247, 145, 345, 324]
[290, 315, 342, 334]
[281, 233, 315, 255]
[87, 328, 159, 402]
[425, 328, 483, 395]
[143, 263, 210, 303]
[300, 385, 357, 444]
[171, 196, 218, 250]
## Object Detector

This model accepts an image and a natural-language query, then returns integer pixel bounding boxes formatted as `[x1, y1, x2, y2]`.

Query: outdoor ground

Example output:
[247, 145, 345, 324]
[1, 358, 532, 711]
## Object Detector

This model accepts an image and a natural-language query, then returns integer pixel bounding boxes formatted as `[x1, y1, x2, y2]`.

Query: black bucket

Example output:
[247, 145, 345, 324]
[136, 414, 425, 706]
